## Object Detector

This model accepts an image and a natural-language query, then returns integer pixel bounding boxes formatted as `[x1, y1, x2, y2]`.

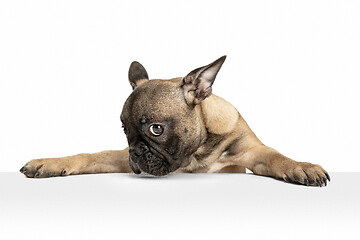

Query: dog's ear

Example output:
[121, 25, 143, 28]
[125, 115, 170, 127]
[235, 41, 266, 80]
[182, 56, 226, 105]
[128, 61, 149, 89]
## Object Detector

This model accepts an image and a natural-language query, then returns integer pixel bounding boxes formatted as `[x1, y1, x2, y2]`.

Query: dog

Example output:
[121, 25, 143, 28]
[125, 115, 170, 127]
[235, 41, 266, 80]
[20, 56, 330, 186]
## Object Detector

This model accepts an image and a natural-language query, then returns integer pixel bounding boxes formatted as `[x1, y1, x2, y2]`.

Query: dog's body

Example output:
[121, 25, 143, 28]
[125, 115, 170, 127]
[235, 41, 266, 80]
[20, 56, 330, 186]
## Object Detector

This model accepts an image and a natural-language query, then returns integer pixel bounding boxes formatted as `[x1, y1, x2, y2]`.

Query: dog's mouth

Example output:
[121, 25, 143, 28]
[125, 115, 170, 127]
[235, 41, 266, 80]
[129, 144, 175, 176]
[129, 155, 172, 176]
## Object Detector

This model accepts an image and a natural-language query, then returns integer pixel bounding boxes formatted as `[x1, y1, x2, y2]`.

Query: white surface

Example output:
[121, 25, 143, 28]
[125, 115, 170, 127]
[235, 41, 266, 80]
[0, 172, 359, 240]
[1, 0, 360, 172]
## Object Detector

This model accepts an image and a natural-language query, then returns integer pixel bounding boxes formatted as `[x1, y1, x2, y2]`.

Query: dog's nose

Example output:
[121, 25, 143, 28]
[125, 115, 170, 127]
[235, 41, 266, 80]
[138, 143, 149, 153]
[130, 143, 149, 156]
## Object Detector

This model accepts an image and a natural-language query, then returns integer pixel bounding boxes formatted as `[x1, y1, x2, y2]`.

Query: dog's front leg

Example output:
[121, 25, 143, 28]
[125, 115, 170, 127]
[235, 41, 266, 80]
[231, 146, 330, 186]
[20, 148, 131, 178]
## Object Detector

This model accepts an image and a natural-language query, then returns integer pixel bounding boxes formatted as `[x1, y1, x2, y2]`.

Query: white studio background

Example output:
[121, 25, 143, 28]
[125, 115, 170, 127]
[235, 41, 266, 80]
[0, 0, 359, 172]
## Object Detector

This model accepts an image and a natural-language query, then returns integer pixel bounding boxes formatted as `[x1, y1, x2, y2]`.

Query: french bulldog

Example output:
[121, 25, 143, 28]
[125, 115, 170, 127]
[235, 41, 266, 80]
[20, 56, 330, 186]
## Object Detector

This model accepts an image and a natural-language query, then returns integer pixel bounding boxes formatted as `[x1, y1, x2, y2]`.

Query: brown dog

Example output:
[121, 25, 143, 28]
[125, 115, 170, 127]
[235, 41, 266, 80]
[20, 56, 330, 186]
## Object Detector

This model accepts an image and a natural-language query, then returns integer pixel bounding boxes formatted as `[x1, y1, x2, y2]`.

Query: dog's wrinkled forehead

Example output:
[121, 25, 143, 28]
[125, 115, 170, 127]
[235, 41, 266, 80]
[121, 79, 188, 123]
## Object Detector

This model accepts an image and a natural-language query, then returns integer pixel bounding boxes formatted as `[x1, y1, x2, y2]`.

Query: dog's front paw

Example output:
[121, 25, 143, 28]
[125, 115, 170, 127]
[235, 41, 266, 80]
[281, 162, 330, 187]
[20, 158, 70, 178]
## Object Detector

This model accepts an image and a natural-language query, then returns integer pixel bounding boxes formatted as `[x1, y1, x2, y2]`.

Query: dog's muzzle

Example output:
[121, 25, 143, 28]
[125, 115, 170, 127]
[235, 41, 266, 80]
[129, 142, 172, 176]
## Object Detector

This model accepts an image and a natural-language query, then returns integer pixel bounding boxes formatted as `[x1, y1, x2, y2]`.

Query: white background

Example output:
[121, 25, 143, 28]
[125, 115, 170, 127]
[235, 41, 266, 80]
[0, 0, 359, 172]
[1, 172, 359, 240]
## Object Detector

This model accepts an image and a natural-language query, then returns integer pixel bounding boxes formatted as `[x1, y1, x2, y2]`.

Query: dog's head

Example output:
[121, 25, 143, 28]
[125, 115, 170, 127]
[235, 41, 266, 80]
[120, 56, 226, 176]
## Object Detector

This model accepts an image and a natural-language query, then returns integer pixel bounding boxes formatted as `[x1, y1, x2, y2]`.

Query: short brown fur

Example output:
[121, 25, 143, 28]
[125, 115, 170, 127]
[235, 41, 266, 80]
[20, 56, 330, 187]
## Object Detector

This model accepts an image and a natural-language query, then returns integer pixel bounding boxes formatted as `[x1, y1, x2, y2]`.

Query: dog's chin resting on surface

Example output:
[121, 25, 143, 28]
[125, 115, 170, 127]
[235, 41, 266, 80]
[20, 56, 330, 187]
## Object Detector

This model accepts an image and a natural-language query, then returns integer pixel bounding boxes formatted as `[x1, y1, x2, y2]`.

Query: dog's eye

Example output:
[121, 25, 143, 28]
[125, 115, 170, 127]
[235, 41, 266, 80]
[149, 124, 164, 136]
